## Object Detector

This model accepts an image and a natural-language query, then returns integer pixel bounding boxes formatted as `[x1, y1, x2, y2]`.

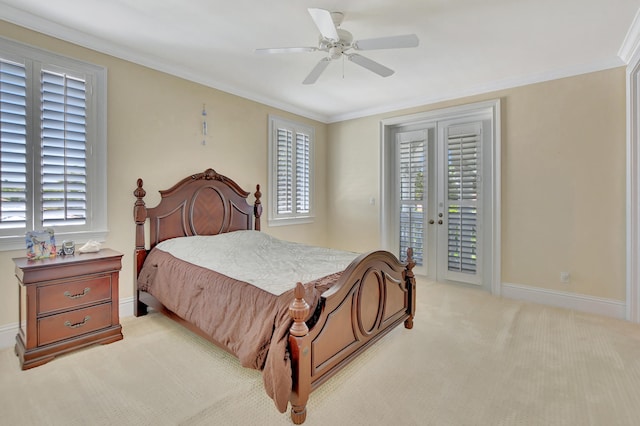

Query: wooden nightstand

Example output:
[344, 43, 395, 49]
[13, 249, 124, 370]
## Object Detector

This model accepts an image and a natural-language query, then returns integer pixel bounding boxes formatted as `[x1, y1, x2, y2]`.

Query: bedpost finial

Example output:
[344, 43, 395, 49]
[289, 282, 310, 337]
[134, 178, 146, 199]
[255, 184, 262, 202]
[403, 247, 416, 280]
[406, 247, 415, 268]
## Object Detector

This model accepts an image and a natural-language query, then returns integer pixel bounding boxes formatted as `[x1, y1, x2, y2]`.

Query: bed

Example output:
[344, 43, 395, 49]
[133, 167, 416, 424]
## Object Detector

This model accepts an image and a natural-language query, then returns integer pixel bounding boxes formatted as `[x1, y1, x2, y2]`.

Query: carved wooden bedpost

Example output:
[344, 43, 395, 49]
[288, 282, 311, 424]
[133, 178, 148, 317]
[254, 184, 262, 231]
[403, 247, 416, 329]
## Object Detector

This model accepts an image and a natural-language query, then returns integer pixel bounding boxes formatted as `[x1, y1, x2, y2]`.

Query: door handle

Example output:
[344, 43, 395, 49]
[438, 220, 443, 225]
[428, 219, 435, 224]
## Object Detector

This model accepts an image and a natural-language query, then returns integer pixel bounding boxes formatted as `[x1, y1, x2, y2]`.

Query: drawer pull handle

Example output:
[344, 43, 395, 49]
[64, 316, 91, 329]
[64, 287, 91, 299]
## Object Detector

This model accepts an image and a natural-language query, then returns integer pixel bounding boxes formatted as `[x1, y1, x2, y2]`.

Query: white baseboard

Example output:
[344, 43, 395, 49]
[501, 282, 627, 319]
[0, 296, 135, 351]
[0, 322, 17, 352]
[120, 296, 134, 318]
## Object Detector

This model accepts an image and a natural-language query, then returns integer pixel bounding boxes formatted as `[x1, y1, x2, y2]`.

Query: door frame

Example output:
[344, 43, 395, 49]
[626, 41, 640, 322]
[380, 99, 502, 295]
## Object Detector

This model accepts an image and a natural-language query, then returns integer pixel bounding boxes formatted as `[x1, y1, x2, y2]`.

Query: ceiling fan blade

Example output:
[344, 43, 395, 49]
[308, 8, 339, 41]
[354, 34, 419, 50]
[303, 58, 331, 85]
[255, 47, 318, 54]
[347, 53, 394, 77]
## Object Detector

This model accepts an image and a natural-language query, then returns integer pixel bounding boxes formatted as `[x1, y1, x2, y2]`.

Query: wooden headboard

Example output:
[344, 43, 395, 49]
[133, 168, 262, 271]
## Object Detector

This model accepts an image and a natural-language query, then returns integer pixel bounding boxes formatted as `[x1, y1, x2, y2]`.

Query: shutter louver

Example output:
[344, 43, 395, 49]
[398, 135, 425, 266]
[276, 127, 293, 214]
[447, 125, 480, 274]
[41, 70, 87, 226]
[0, 59, 27, 230]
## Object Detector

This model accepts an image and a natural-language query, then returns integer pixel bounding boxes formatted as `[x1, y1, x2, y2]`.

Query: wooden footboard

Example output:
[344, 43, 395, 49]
[288, 249, 416, 424]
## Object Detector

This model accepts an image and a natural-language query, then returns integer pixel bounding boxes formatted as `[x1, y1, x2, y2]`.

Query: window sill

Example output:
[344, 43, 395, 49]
[0, 229, 109, 252]
[267, 216, 315, 227]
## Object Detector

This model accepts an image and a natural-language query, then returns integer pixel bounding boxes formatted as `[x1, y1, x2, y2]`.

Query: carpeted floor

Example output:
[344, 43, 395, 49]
[2, 278, 640, 425]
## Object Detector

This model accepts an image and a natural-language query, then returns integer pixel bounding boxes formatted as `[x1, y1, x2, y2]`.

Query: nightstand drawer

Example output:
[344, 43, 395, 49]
[37, 275, 112, 315]
[38, 303, 113, 346]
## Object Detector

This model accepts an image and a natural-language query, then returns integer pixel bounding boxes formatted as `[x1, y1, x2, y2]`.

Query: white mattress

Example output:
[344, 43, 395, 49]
[156, 230, 359, 295]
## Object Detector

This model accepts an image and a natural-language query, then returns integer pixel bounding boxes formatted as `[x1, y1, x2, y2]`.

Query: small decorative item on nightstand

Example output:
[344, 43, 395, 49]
[62, 240, 75, 256]
[78, 240, 101, 253]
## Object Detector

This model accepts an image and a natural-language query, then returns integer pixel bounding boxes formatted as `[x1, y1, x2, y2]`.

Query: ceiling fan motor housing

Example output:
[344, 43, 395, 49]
[330, 12, 344, 27]
[321, 28, 353, 59]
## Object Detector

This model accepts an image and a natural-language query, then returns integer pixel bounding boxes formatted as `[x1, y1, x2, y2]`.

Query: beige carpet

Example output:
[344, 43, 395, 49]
[2, 278, 640, 425]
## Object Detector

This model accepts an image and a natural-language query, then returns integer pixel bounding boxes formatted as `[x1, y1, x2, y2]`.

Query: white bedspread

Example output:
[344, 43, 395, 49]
[156, 231, 359, 295]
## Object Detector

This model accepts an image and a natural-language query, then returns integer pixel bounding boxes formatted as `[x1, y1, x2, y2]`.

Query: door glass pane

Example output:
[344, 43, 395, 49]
[398, 130, 426, 265]
[446, 123, 480, 276]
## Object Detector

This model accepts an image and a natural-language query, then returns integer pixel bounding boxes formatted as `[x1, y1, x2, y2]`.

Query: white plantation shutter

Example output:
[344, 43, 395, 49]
[276, 127, 293, 214]
[41, 70, 87, 226]
[295, 132, 310, 214]
[398, 131, 426, 266]
[0, 58, 28, 230]
[0, 38, 107, 250]
[269, 116, 314, 225]
[446, 123, 481, 276]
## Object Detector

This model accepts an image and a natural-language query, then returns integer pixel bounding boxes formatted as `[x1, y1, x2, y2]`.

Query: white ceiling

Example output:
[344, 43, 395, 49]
[1, 0, 640, 123]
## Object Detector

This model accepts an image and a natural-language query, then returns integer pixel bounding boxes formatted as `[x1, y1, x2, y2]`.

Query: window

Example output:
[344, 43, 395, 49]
[0, 37, 107, 251]
[268, 115, 314, 225]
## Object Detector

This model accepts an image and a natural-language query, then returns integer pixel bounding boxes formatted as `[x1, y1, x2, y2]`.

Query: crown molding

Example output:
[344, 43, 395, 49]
[619, 7, 640, 64]
[327, 58, 624, 123]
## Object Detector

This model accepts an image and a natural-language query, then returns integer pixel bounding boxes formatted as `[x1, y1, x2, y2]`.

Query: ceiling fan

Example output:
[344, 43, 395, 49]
[255, 8, 419, 84]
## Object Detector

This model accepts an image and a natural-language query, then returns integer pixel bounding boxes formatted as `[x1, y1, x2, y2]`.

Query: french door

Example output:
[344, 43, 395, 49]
[395, 118, 486, 286]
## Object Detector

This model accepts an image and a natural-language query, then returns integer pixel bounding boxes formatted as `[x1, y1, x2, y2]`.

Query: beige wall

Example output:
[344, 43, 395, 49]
[0, 21, 328, 327]
[0, 20, 628, 331]
[327, 68, 627, 301]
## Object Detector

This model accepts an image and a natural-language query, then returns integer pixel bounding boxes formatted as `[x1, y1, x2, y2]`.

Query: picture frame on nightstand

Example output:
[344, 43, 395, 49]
[25, 228, 57, 260]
